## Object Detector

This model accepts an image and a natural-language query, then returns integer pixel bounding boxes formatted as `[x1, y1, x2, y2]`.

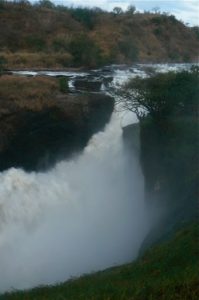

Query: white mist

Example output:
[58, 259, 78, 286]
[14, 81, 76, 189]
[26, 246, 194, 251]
[0, 110, 149, 293]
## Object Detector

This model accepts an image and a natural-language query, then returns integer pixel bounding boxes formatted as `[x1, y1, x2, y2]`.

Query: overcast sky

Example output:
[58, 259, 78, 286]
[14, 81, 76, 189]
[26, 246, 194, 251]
[51, 0, 199, 26]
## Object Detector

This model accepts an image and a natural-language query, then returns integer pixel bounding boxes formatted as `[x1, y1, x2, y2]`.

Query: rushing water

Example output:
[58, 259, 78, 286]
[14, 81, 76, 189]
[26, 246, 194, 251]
[0, 63, 195, 292]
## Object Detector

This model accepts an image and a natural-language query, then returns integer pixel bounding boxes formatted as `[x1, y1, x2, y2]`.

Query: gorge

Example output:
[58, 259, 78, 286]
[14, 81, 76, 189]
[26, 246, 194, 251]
[0, 63, 197, 293]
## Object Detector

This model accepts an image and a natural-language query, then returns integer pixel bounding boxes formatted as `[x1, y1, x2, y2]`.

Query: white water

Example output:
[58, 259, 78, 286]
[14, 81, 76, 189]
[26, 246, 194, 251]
[0, 110, 148, 293]
[1, 63, 193, 292]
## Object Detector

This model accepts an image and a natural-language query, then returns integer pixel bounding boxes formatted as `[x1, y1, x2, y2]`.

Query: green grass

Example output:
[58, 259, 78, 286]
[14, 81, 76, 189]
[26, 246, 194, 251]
[1, 223, 198, 300]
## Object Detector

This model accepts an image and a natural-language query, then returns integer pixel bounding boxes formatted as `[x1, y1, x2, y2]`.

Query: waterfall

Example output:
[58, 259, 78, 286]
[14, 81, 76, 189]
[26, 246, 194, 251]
[0, 63, 194, 292]
[0, 110, 148, 292]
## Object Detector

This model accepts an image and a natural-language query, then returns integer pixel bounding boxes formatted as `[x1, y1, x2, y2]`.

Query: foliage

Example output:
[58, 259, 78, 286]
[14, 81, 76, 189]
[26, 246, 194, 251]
[52, 35, 70, 52]
[69, 7, 97, 29]
[125, 67, 198, 224]
[35, 0, 55, 9]
[168, 14, 178, 23]
[25, 35, 46, 51]
[0, 1, 198, 67]
[0, 55, 7, 73]
[116, 68, 198, 216]
[154, 27, 162, 36]
[116, 67, 199, 121]
[0, 75, 61, 110]
[152, 15, 166, 25]
[126, 5, 136, 15]
[59, 77, 69, 93]
[69, 34, 102, 67]
[118, 38, 138, 61]
[192, 26, 199, 39]
[113, 6, 123, 15]
[1, 223, 198, 299]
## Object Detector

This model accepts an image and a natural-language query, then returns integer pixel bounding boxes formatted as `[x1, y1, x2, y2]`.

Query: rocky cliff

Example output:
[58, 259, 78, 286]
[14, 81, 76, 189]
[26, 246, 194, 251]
[122, 69, 198, 252]
[0, 75, 114, 171]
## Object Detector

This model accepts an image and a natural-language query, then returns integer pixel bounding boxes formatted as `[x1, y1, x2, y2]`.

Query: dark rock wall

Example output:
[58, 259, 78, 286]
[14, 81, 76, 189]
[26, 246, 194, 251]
[0, 94, 114, 172]
[123, 118, 198, 254]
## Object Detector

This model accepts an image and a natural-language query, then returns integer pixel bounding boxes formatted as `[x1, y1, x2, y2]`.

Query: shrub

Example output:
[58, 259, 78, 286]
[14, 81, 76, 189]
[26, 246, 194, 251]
[59, 77, 69, 93]
[151, 16, 163, 25]
[0, 75, 59, 110]
[153, 27, 162, 36]
[0, 55, 7, 73]
[25, 36, 46, 51]
[69, 34, 102, 67]
[168, 14, 178, 23]
[118, 38, 139, 61]
[35, 0, 55, 9]
[70, 7, 97, 29]
[52, 36, 70, 52]
[192, 26, 199, 40]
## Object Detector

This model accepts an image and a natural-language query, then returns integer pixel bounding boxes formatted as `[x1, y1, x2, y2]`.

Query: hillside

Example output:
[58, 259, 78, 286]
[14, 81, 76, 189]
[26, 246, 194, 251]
[1, 222, 198, 300]
[0, 1, 199, 69]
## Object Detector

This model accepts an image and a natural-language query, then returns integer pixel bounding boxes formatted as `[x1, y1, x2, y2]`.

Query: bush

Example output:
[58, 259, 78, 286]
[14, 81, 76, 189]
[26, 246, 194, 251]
[118, 38, 139, 61]
[70, 7, 97, 29]
[25, 36, 46, 51]
[52, 36, 70, 52]
[0, 55, 7, 73]
[153, 27, 162, 36]
[35, 0, 55, 9]
[59, 77, 69, 93]
[69, 34, 102, 67]
[192, 26, 199, 39]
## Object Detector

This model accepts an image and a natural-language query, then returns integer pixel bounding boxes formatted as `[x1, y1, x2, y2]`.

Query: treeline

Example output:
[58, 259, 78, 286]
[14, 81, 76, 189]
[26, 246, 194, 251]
[0, 0, 199, 68]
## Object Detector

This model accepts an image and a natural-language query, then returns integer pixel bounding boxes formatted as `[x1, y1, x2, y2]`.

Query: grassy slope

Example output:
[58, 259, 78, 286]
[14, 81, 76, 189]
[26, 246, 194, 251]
[0, 75, 61, 111]
[1, 223, 198, 300]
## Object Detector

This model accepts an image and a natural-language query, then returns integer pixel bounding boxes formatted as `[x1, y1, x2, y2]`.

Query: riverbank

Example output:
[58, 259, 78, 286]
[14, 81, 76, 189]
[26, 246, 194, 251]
[1, 222, 198, 300]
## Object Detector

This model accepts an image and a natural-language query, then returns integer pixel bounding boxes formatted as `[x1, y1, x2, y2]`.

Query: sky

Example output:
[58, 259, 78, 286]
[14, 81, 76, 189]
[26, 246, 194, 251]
[52, 0, 199, 26]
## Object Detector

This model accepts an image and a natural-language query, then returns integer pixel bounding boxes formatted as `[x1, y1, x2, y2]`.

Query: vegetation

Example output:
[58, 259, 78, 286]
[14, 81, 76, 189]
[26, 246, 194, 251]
[0, 75, 114, 171]
[118, 67, 198, 227]
[59, 77, 69, 93]
[0, 75, 63, 111]
[117, 66, 199, 120]
[0, 0, 198, 69]
[0, 55, 7, 74]
[1, 222, 198, 299]
[69, 34, 102, 67]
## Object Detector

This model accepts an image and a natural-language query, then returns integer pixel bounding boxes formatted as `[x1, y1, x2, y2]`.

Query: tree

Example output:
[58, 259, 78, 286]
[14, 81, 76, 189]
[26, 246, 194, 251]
[36, 0, 55, 9]
[152, 7, 160, 14]
[113, 7, 123, 15]
[69, 34, 102, 67]
[70, 7, 97, 29]
[126, 5, 136, 14]
[114, 67, 199, 121]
